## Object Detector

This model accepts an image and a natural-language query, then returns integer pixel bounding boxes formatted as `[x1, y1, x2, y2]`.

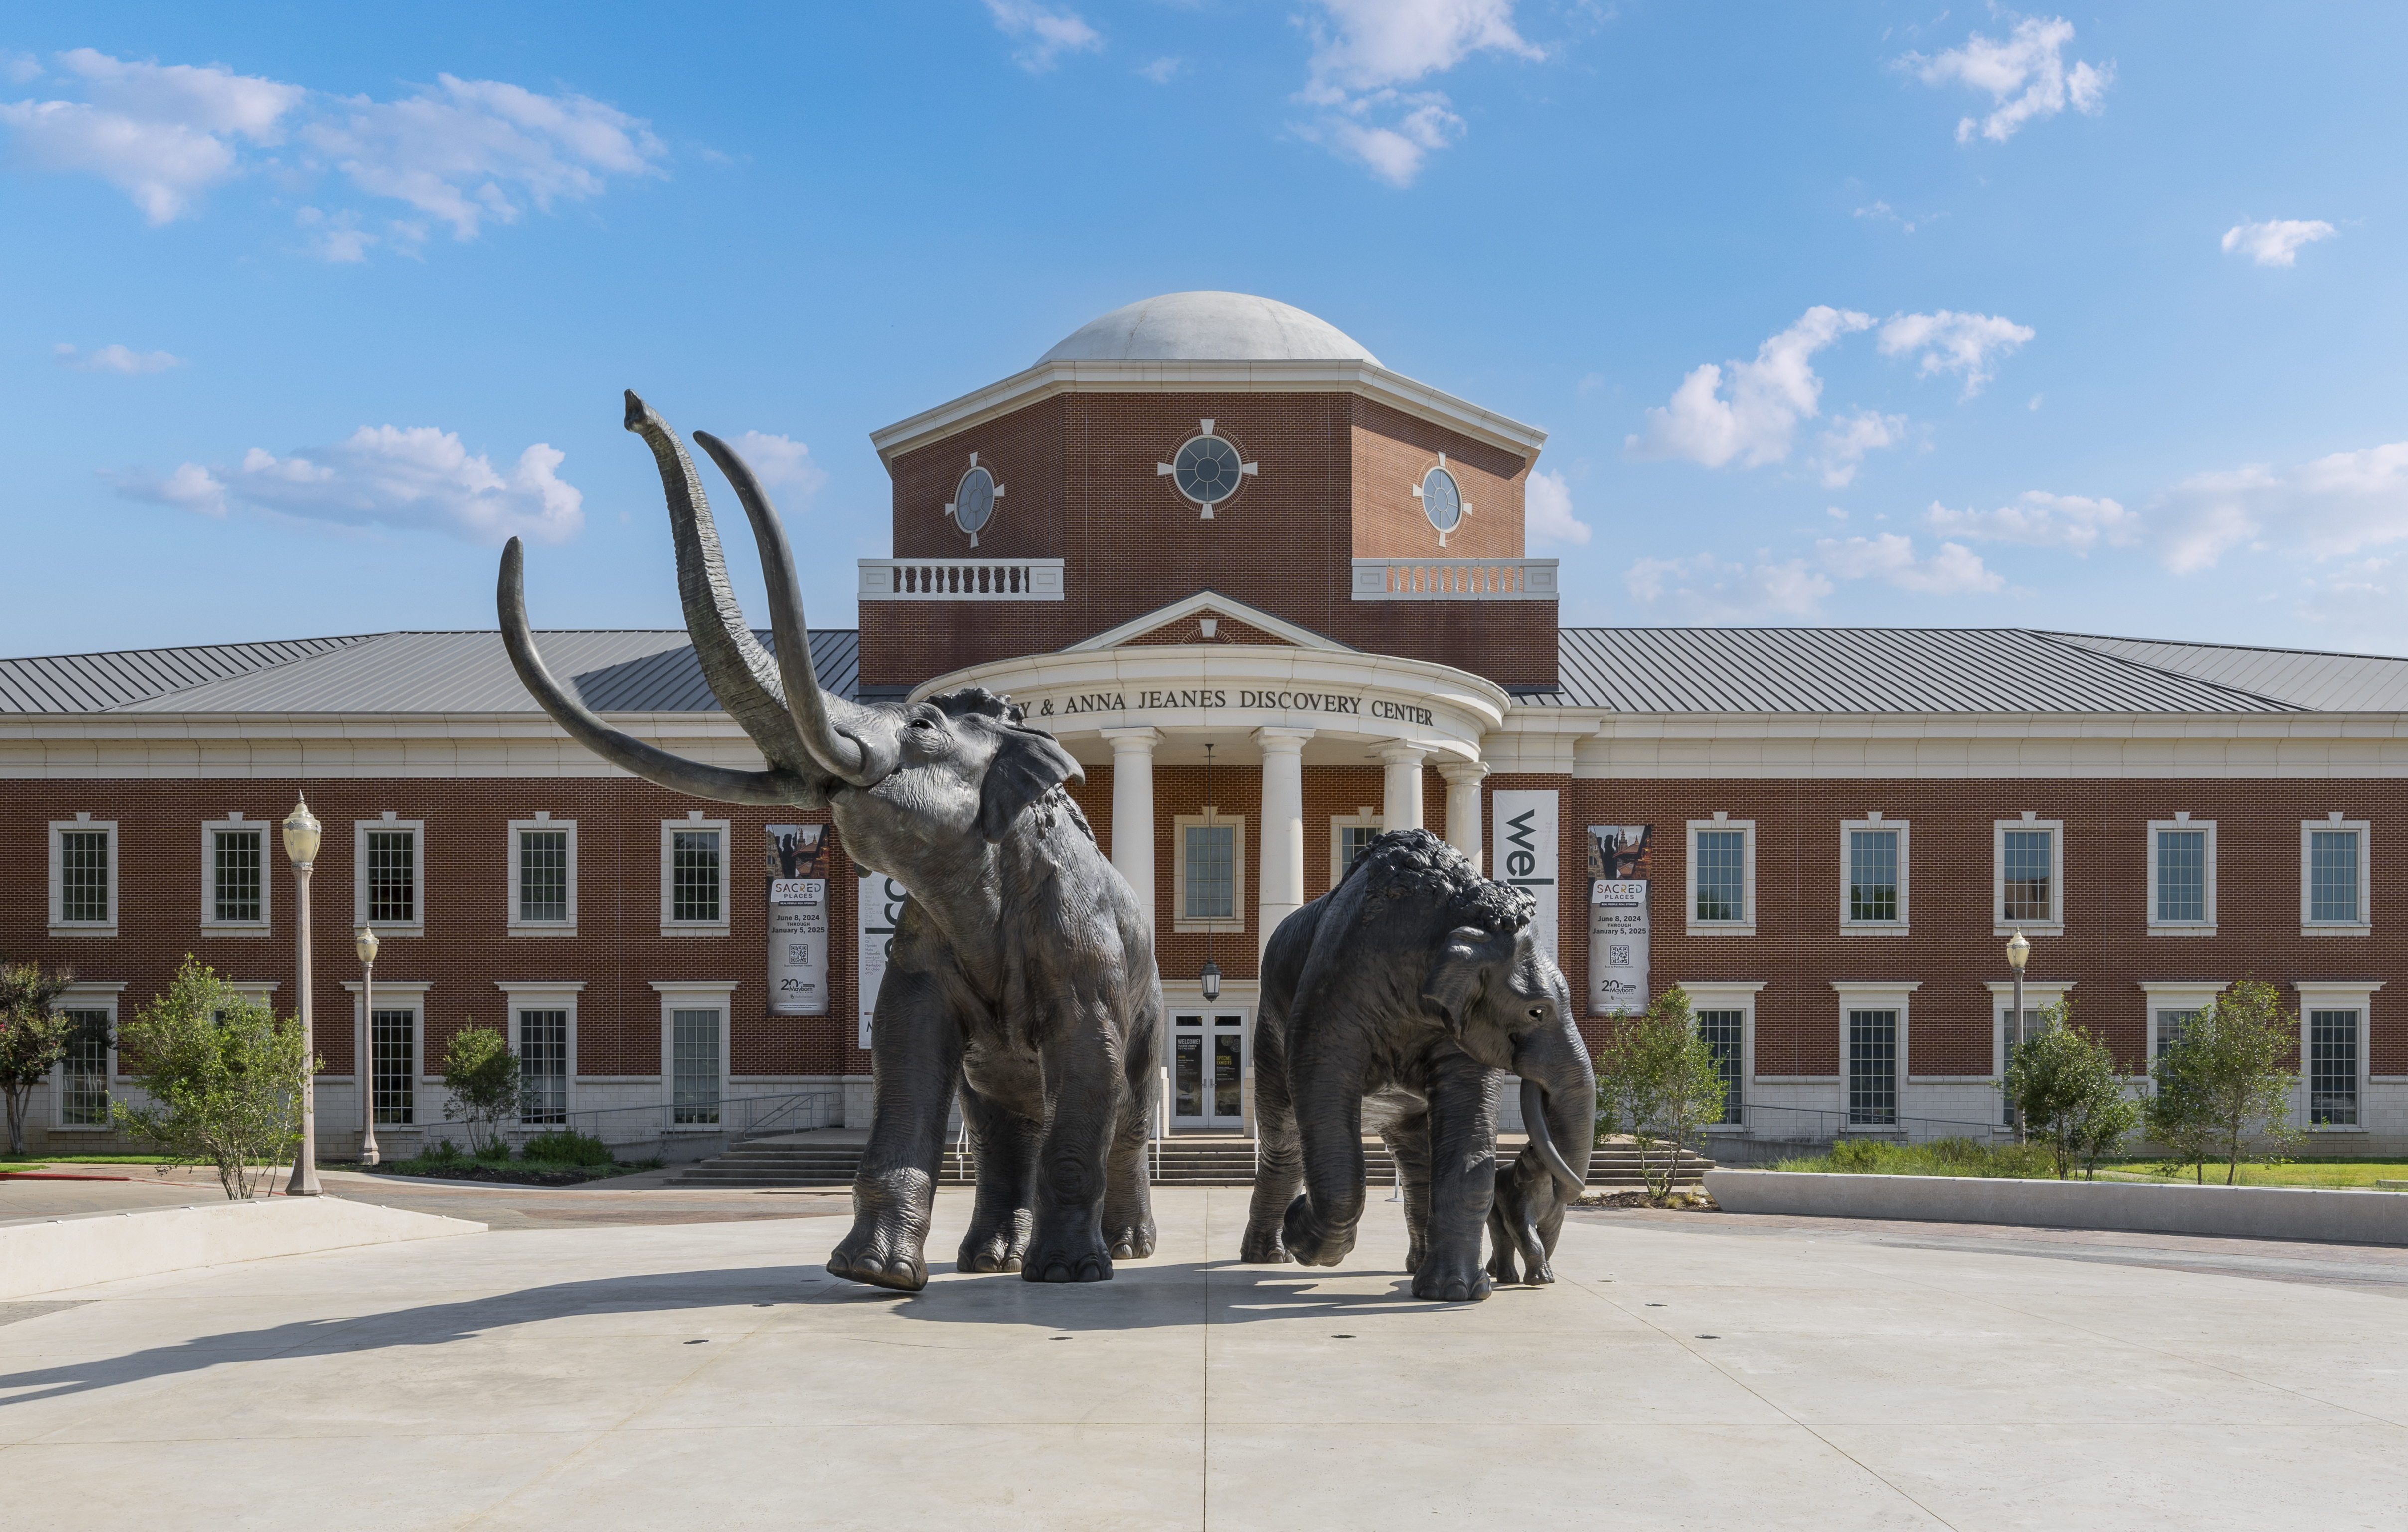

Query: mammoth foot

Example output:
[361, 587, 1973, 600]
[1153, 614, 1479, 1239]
[1412, 1254, 1494, 1303]
[956, 1225, 1027, 1274]
[1240, 1226, 1291, 1264]
[829, 1210, 931, 1293]
[1023, 1211, 1116, 1284]
[1106, 1222, 1156, 1262]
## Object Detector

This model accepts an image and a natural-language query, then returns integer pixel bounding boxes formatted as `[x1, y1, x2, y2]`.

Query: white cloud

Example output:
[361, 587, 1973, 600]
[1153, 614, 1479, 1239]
[1138, 56, 1181, 84]
[1815, 533, 2003, 594]
[1524, 468, 1589, 545]
[53, 341, 182, 374]
[1876, 310, 2034, 397]
[2222, 218, 2337, 268]
[726, 431, 829, 500]
[110, 425, 584, 544]
[2152, 442, 2408, 574]
[982, 1, 1104, 72]
[1904, 14, 2112, 144]
[1624, 551, 1833, 621]
[2291, 559, 2406, 645]
[1813, 409, 1907, 488]
[1924, 491, 2135, 553]
[1, 52, 40, 84]
[1627, 306, 1872, 469]
[1292, 0, 1540, 186]
[0, 49, 662, 250]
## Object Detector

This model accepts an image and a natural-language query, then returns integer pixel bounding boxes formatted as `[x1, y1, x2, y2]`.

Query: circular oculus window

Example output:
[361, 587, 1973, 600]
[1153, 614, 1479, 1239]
[1173, 435, 1246, 505]
[953, 465, 997, 536]
[1421, 467, 1463, 533]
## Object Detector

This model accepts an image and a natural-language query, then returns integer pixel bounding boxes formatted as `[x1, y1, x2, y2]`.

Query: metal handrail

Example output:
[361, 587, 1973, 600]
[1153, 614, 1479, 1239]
[391, 1088, 843, 1155]
[1706, 1102, 2009, 1144]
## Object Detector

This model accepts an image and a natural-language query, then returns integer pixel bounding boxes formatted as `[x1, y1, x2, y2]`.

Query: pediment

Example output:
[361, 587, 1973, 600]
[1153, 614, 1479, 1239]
[1065, 591, 1352, 653]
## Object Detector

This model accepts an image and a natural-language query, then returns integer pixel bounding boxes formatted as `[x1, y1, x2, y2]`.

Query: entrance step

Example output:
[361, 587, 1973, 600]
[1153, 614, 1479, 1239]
[671, 1135, 1714, 1190]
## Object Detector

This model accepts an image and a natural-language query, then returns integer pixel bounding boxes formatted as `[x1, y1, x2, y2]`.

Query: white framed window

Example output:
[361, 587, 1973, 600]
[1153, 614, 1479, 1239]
[1330, 807, 1382, 887]
[1832, 982, 1918, 1130]
[508, 814, 578, 936]
[341, 979, 431, 1127]
[1686, 816, 1756, 936]
[1839, 816, 1908, 934]
[660, 813, 731, 935]
[2146, 817, 2216, 934]
[49, 816, 118, 936]
[2136, 982, 2225, 1062]
[652, 981, 738, 1128]
[497, 981, 583, 1125]
[2300, 815, 2371, 935]
[1174, 811, 1247, 934]
[353, 815, 425, 936]
[1984, 982, 2075, 1123]
[2294, 982, 2382, 1131]
[200, 816, 272, 935]
[1677, 981, 1766, 1132]
[1993, 814, 2064, 936]
[48, 983, 124, 1132]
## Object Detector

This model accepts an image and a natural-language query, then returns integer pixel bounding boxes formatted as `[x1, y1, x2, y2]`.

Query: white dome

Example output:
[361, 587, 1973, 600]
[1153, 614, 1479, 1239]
[1038, 292, 1382, 368]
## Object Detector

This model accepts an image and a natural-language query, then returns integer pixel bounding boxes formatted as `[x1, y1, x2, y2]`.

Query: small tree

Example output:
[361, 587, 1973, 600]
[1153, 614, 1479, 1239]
[1999, 1002, 2138, 1179]
[1594, 986, 1726, 1202]
[440, 1021, 520, 1155]
[2144, 1037, 2221, 1184]
[112, 958, 316, 1200]
[0, 957, 79, 1154]
[2148, 980, 2302, 1186]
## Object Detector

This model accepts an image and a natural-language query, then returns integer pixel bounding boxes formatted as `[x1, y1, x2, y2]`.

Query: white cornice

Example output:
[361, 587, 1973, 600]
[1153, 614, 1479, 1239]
[868, 358, 1548, 468]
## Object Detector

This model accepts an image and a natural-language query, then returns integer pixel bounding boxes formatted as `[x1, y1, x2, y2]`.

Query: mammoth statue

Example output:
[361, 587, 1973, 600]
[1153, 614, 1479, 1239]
[500, 392, 1162, 1292]
[1242, 830, 1594, 1301]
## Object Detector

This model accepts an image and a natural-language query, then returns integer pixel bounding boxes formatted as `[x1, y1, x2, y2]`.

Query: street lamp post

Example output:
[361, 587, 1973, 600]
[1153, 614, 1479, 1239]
[281, 796, 324, 1197]
[2005, 928, 2031, 1142]
[356, 925, 382, 1167]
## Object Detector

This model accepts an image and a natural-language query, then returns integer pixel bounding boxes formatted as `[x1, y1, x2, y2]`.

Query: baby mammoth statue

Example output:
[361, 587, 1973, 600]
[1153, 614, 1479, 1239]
[1242, 830, 1595, 1301]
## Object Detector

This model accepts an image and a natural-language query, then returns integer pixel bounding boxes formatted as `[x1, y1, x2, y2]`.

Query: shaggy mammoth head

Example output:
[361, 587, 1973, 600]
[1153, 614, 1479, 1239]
[496, 392, 1081, 847]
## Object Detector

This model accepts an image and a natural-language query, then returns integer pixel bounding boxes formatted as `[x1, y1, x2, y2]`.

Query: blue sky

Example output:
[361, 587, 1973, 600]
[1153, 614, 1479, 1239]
[5, 2, 2405, 659]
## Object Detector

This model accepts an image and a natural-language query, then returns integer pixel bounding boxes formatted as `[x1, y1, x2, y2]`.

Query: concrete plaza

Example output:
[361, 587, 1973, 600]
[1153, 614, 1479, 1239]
[3, 1185, 2406, 1530]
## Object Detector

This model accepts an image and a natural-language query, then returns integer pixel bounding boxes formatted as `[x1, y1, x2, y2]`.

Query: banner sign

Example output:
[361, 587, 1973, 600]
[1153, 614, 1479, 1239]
[1492, 791, 1560, 963]
[855, 867, 908, 1052]
[1586, 826, 1654, 1016]
[765, 826, 830, 1016]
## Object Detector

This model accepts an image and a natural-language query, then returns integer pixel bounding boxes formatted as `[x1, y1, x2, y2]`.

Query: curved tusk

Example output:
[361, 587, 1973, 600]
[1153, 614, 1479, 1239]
[1520, 1078, 1585, 1195]
[694, 428, 895, 787]
[498, 538, 822, 806]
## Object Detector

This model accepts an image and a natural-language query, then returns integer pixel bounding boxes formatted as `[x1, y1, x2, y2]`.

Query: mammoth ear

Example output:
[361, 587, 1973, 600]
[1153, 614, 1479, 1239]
[1420, 925, 1498, 1036]
[978, 724, 1084, 843]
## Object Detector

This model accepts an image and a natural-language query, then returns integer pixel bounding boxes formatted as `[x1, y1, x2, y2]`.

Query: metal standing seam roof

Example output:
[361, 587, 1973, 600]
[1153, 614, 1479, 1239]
[1545, 628, 2306, 714]
[0, 635, 376, 714]
[2041, 632, 2408, 714]
[0, 630, 861, 714]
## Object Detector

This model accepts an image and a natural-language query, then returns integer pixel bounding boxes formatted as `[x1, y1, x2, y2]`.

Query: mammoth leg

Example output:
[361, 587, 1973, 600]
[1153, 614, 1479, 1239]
[1102, 1001, 1160, 1262]
[1412, 1053, 1502, 1302]
[1283, 1035, 1368, 1269]
[828, 966, 963, 1293]
[956, 1083, 1038, 1274]
[1241, 1008, 1301, 1263]
[1024, 1005, 1122, 1284]
[1381, 1109, 1433, 1276]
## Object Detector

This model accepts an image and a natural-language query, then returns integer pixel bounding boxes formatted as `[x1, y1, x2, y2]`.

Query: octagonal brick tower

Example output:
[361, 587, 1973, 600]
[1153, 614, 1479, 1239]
[857, 292, 1558, 695]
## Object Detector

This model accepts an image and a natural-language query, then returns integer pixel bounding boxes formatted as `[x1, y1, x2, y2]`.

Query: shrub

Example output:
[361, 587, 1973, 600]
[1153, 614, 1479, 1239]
[474, 1135, 514, 1162]
[438, 1021, 520, 1155]
[111, 958, 317, 1200]
[1999, 1002, 2142, 1179]
[518, 1129, 614, 1167]
[2145, 980, 2302, 1185]
[1772, 1136, 2056, 1178]
[0, 956, 79, 1154]
[1595, 985, 1726, 1202]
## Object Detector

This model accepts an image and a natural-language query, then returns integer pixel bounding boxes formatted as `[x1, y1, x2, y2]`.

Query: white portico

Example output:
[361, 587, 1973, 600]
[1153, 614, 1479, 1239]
[911, 592, 1509, 962]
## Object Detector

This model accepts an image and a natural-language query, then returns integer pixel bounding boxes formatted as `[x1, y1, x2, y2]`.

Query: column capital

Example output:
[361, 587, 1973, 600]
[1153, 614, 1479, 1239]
[1435, 760, 1490, 786]
[1376, 743, 1428, 767]
[1101, 727, 1164, 752]
[1253, 726, 1315, 752]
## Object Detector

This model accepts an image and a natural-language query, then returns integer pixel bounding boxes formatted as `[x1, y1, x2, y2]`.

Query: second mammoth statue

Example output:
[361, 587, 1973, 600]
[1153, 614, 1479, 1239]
[1242, 829, 1596, 1301]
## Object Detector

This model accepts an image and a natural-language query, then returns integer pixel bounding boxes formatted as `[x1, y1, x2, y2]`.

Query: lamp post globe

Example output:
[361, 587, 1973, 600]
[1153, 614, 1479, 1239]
[355, 924, 382, 1167]
[281, 795, 325, 1197]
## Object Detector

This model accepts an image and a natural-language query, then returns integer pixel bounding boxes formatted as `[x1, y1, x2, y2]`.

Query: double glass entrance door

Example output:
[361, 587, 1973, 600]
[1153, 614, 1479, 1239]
[1171, 1012, 1247, 1129]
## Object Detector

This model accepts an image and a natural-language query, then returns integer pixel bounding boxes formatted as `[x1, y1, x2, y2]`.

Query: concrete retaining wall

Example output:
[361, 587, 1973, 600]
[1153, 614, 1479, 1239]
[0, 1196, 486, 1300]
[1704, 1169, 2408, 1245]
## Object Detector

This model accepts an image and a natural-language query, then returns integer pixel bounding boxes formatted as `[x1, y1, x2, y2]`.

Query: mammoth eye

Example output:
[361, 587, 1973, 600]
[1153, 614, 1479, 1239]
[1527, 1007, 1544, 1019]
[908, 718, 935, 730]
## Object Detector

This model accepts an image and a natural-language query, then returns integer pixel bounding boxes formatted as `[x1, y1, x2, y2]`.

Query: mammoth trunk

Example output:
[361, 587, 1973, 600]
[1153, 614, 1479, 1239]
[1513, 1036, 1597, 1196]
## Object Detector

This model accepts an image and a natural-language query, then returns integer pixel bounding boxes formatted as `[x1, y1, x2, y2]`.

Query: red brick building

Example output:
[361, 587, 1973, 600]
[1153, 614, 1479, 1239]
[6, 292, 2404, 1154]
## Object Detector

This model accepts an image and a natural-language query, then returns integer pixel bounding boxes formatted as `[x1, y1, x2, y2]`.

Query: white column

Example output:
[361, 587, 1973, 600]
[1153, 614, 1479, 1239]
[1103, 728, 1161, 924]
[1437, 760, 1489, 874]
[1380, 745, 1426, 833]
[1255, 728, 1312, 957]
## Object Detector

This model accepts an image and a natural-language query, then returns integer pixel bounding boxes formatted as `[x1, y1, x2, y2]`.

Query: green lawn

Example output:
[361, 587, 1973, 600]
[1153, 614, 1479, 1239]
[2092, 1159, 2408, 1190]
[1765, 1138, 2408, 1188]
